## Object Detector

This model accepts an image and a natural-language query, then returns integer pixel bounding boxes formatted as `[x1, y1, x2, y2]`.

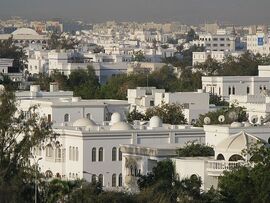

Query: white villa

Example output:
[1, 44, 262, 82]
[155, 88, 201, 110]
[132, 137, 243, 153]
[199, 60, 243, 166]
[121, 122, 270, 191]
[128, 87, 209, 124]
[33, 114, 205, 188]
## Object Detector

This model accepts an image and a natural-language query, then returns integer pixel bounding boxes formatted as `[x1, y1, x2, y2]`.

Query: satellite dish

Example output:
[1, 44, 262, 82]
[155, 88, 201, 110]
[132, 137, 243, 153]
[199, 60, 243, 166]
[204, 117, 211, 125]
[218, 115, 225, 123]
[251, 115, 258, 124]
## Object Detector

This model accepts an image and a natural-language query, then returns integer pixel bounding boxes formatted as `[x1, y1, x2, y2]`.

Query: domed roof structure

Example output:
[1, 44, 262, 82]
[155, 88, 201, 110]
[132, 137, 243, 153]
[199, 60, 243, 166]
[110, 112, 122, 125]
[230, 122, 243, 128]
[110, 122, 133, 131]
[149, 116, 162, 128]
[73, 118, 97, 127]
[216, 131, 266, 153]
[12, 28, 39, 36]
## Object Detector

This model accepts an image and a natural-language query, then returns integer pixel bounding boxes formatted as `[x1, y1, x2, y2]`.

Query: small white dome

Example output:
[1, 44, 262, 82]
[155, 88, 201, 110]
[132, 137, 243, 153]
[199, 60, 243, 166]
[12, 28, 39, 36]
[149, 116, 162, 128]
[230, 122, 243, 128]
[111, 112, 122, 124]
[73, 118, 97, 127]
[110, 122, 133, 131]
[243, 122, 251, 127]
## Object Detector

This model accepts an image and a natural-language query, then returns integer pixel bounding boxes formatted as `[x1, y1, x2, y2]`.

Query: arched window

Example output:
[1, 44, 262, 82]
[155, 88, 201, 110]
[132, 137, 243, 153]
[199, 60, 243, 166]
[118, 174, 122, 187]
[64, 114, 70, 122]
[118, 148, 122, 161]
[46, 144, 53, 157]
[45, 170, 53, 178]
[217, 154, 225, 160]
[92, 148, 96, 162]
[229, 154, 244, 161]
[98, 174, 103, 186]
[260, 86, 263, 91]
[75, 147, 79, 161]
[72, 147, 75, 161]
[56, 147, 61, 159]
[98, 147, 103, 162]
[247, 86, 250, 94]
[228, 87, 231, 95]
[112, 147, 117, 161]
[232, 86, 235, 95]
[69, 146, 72, 160]
[86, 113, 91, 119]
[264, 86, 267, 90]
[112, 174, 117, 187]
[92, 174, 97, 183]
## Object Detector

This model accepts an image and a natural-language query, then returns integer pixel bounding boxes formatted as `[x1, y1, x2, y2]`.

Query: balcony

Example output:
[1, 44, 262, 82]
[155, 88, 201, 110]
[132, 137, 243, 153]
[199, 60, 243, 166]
[207, 160, 245, 176]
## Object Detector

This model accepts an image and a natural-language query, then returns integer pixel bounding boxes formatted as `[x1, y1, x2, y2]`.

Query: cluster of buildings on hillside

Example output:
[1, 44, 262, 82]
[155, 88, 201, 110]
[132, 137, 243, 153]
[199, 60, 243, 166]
[0, 18, 270, 86]
[2, 17, 270, 192]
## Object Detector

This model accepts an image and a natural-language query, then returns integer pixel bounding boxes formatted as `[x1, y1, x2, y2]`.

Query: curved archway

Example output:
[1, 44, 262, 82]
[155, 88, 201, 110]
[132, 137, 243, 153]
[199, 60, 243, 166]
[216, 154, 225, 160]
[229, 154, 244, 161]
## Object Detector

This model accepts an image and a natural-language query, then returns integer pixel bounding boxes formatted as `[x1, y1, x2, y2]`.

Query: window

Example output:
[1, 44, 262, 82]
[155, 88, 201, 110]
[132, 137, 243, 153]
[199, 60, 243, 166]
[118, 174, 122, 187]
[118, 148, 122, 161]
[98, 147, 103, 162]
[46, 145, 53, 157]
[64, 114, 70, 122]
[48, 114, 52, 122]
[92, 148, 96, 162]
[56, 147, 61, 159]
[247, 86, 250, 94]
[86, 113, 91, 119]
[98, 174, 103, 186]
[150, 100, 154, 106]
[264, 86, 267, 90]
[75, 147, 79, 161]
[72, 147, 75, 161]
[219, 87, 221, 95]
[69, 146, 72, 160]
[112, 174, 116, 187]
[232, 86, 235, 95]
[260, 86, 263, 91]
[228, 87, 231, 95]
[92, 174, 97, 183]
[112, 147, 117, 161]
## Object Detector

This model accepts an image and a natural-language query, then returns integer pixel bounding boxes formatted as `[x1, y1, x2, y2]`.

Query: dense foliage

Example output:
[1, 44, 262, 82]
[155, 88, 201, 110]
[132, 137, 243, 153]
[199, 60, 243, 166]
[177, 141, 214, 157]
[0, 88, 56, 202]
[127, 103, 187, 125]
[196, 104, 248, 127]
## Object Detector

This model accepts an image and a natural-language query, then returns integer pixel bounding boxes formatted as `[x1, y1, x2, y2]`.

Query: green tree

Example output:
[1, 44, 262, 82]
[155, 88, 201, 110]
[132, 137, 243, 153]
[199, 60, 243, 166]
[196, 104, 248, 127]
[0, 37, 27, 71]
[127, 108, 145, 123]
[0, 88, 56, 202]
[133, 50, 146, 62]
[209, 94, 229, 106]
[218, 144, 270, 203]
[69, 66, 100, 99]
[177, 141, 214, 157]
[145, 103, 187, 125]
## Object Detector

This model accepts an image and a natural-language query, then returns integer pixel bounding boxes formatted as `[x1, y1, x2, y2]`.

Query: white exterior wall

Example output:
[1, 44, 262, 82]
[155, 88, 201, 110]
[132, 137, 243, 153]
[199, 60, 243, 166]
[173, 158, 218, 191]
[204, 125, 270, 147]
[202, 76, 270, 101]
[35, 126, 205, 188]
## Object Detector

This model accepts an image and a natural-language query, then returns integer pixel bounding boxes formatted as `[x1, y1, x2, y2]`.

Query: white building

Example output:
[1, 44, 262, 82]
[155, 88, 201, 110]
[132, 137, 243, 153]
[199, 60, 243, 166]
[121, 122, 270, 191]
[17, 86, 129, 125]
[192, 50, 243, 66]
[34, 114, 205, 189]
[128, 87, 210, 124]
[247, 32, 270, 55]
[194, 31, 236, 52]
[202, 75, 270, 101]
[0, 28, 49, 47]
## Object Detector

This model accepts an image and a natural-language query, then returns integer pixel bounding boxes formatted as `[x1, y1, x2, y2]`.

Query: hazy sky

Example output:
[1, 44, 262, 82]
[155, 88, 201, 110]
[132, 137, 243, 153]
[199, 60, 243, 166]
[1, 0, 270, 24]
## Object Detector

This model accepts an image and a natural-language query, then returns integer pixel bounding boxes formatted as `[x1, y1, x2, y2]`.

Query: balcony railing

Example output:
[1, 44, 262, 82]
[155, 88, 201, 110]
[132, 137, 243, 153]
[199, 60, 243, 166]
[207, 160, 245, 176]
